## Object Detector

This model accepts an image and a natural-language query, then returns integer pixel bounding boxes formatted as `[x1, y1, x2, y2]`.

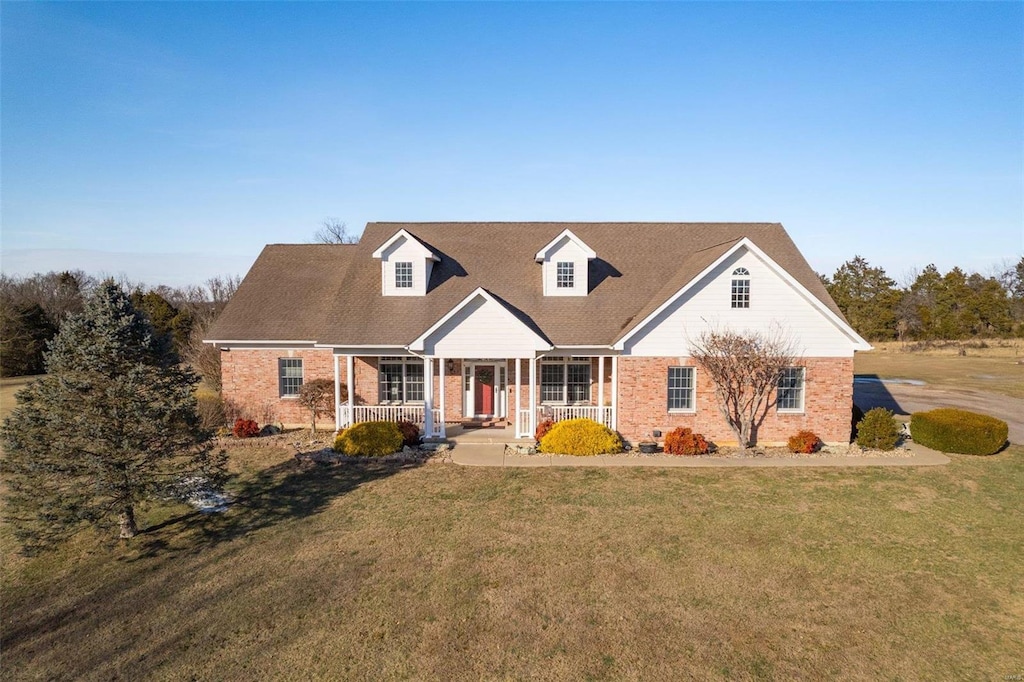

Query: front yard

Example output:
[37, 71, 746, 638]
[3, 445, 1022, 680]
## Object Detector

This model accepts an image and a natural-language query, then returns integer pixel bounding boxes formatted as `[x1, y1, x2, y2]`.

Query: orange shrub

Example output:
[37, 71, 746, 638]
[787, 430, 822, 454]
[663, 427, 709, 456]
[535, 419, 555, 442]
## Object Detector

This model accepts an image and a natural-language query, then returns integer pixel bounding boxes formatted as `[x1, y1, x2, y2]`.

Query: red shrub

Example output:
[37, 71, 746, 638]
[396, 420, 421, 448]
[233, 418, 260, 438]
[663, 427, 709, 456]
[787, 430, 822, 454]
[535, 419, 555, 442]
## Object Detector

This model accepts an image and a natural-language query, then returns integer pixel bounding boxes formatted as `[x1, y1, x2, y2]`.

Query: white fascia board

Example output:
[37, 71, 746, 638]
[407, 286, 553, 352]
[534, 228, 597, 262]
[371, 228, 440, 261]
[612, 237, 872, 351]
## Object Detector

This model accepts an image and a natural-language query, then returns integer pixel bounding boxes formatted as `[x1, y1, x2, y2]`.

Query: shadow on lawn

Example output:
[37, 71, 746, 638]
[136, 458, 421, 557]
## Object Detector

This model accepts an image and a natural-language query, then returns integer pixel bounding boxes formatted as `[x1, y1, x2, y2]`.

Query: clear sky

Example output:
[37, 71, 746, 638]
[2, 2, 1022, 287]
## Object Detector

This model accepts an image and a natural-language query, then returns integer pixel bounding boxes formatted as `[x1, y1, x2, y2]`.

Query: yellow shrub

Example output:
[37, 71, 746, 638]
[333, 421, 404, 457]
[538, 418, 622, 456]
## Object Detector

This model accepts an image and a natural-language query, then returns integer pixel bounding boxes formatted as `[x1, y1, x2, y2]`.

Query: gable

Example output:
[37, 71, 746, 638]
[410, 289, 551, 357]
[621, 245, 870, 357]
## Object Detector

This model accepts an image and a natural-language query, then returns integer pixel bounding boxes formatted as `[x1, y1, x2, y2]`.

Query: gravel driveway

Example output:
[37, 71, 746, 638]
[854, 380, 1024, 444]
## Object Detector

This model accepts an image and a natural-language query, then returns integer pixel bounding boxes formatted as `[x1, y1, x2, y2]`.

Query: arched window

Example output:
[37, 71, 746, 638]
[731, 268, 750, 308]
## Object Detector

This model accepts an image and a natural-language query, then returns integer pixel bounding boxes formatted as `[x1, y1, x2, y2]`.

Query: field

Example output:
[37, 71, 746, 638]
[3, 444, 1023, 680]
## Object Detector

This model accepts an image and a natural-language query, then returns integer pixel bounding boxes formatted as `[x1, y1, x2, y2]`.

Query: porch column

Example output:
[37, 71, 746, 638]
[334, 352, 341, 432]
[597, 355, 605, 416]
[610, 355, 618, 431]
[515, 357, 522, 437]
[529, 356, 537, 437]
[438, 357, 447, 439]
[423, 357, 434, 439]
[346, 353, 355, 426]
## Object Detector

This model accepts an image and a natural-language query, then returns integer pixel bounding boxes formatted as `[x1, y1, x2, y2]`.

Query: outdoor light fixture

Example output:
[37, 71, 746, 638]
[446, 359, 455, 373]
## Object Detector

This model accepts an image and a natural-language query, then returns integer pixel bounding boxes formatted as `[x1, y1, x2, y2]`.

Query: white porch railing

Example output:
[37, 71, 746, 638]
[516, 409, 532, 438]
[337, 404, 443, 438]
[540, 405, 615, 429]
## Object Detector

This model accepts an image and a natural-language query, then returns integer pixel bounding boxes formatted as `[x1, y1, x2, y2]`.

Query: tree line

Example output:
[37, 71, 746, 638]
[0, 271, 239, 386]
[821, 256, 1024, 341]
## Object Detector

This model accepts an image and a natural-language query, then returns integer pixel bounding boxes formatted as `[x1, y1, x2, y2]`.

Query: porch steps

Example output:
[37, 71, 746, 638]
[458, 418, 509, 430]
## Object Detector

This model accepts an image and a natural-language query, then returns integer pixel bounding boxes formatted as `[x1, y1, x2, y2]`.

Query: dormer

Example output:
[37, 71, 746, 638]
[535, 229, 596, 296]
[372, 229, 440, 297]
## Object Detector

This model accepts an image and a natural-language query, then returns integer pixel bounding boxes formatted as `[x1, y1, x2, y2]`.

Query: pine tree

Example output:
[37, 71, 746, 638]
[2, 281, 227, 551]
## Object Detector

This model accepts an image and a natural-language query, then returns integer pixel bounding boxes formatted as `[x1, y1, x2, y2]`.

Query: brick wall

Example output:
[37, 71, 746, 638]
[616, 356, 853, 445]
[221, 348, 339, 426]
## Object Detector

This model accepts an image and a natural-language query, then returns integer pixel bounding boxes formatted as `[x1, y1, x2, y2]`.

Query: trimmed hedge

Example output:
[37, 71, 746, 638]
[396, 420, 421, 448]
[910, 408, 1008, 456]
[333, 421, 404, 457]
[855, 407, 901, 451]
[787, 430, 822, 454]
[233, 418, 260, 438]
[538, 418, 623, 456]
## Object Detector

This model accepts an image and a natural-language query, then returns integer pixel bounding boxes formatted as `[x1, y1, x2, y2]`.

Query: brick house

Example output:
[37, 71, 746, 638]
[207, 222, 870, 445]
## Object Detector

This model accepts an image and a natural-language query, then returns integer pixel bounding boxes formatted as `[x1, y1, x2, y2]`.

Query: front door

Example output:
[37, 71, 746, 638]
[474, 365, 495, 416]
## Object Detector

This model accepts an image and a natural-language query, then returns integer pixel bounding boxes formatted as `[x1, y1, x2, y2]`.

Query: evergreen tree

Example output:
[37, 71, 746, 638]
[825, 256, 900, 340]
[2, 281, 227, 551]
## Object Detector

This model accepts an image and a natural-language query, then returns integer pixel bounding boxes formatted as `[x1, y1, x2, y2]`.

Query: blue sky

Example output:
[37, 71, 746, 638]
[2, 2, 1021, 287]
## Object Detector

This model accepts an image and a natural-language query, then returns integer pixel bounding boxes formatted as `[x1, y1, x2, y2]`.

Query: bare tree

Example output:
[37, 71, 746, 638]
[314, 218, 359, 244]
[689, 325, 798, 449]
[297, 378, 344, 434]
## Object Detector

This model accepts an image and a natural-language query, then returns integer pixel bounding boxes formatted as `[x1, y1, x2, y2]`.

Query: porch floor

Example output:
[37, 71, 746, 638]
[444, 424, 533, 444]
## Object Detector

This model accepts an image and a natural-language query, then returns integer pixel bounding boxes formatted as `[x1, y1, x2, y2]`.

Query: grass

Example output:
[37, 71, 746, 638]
[3, 445, 1023, 680]
[0, 375, 41, 421]
[855, 340, 1024, 398]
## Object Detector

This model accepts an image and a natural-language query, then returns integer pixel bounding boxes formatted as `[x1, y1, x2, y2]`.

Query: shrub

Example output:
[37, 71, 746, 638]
[396, 420, 421, 448]
[663, 427, 709, 456]
[196, 391, 226, 431]
[333, 421, 403, 457]
[787, 430, 822, 454]
[910, 408, 1008, 456]
[232, 418, 260, 438]
[538, 418, 622, 456]
[855, 407, 901, 451]
[851, 404, 865, 442]
[535, 419, 555, 442]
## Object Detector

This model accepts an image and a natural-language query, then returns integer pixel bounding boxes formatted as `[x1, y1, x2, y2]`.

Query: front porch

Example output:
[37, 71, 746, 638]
[331, 354, 620, 440]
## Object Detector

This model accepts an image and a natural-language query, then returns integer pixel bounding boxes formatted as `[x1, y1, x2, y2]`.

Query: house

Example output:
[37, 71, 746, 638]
[206, 222, 870, 444]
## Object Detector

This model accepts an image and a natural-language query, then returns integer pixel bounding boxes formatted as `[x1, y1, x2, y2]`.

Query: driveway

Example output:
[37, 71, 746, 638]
[854, 379, 1024, 444]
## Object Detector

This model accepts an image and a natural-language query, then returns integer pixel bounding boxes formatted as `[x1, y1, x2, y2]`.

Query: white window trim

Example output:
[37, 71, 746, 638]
[556, 261, 575, 289]
[777, 367, 806, 414]
[279, 357, 304, 398]
[667, 365, 697, 413]
[394, 261, 414, 289]
[378, 356, 425, 405]
[540, 358, 592, 405]
[731, 267, 751, 309]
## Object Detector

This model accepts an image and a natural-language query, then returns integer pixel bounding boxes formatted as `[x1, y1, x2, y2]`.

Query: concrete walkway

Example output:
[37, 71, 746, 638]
[449, 441, 951, 468]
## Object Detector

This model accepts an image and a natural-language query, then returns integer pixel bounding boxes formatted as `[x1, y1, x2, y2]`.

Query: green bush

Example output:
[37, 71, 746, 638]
[538, 418, 622, 456]
[851, 404, 865, 442]
[333, 421, 404, 457]
[855, 407, 901, 451]
[910, 408, 1008, 455]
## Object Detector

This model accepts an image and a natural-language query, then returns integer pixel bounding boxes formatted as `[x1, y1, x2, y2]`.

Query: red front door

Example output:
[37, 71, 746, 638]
[474, 366, 494, 415]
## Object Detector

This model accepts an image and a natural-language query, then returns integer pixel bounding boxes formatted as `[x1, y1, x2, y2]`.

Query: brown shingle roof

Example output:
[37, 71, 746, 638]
[209, 223, 845, 347]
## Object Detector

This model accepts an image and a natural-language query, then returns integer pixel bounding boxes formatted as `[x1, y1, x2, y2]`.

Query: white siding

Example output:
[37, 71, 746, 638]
[624, 248, 859, 357]
[423, 294, 548, 357]
[380, 236, 431, 296]
[542, 237, 589, 296]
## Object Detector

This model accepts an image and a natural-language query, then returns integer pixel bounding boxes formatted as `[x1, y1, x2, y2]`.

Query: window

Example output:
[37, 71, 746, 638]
[731, 267, 750, 308]
[667, 366, 695, 411]
[279, 358, 303, 397]
[378, 356, 424, 403]
[556, 261, 574, 289]
[777, 367, 805, 412]
[540, 359, 591, 403]
[394, 262, 414, 289]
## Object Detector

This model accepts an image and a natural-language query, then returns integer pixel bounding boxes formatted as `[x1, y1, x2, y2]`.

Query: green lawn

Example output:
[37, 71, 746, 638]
[3, 446, 1023, 680]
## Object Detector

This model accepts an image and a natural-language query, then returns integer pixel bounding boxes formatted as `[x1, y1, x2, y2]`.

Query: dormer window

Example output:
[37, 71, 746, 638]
[556, 262, 574, 289]
[395, 262, 413, 289]
[535, 229, 596, 297]
[372, 229, 440, 297]
[731, 267, 750, 308]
